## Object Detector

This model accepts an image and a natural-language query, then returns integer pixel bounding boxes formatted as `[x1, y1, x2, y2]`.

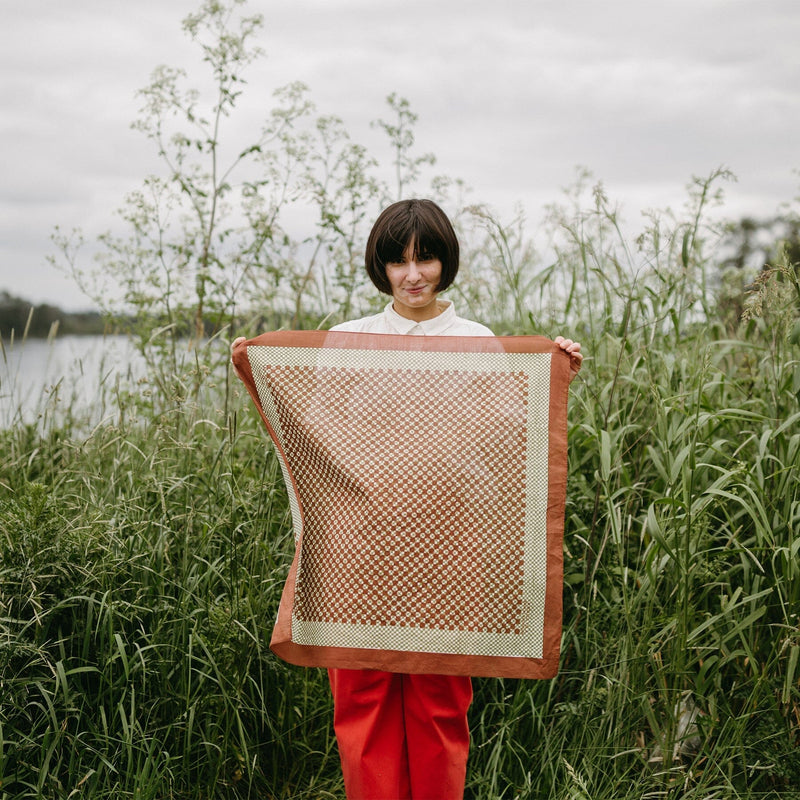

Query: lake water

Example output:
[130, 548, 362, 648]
[0, 335, 145, 428]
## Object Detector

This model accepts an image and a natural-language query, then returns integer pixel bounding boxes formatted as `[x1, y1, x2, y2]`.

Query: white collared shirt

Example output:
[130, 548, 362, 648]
[330, 301, 494, 337]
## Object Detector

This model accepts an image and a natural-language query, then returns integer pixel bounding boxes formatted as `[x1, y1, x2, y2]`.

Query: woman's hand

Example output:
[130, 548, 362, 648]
[554, 336, 583, 383]
[230, 336, 247, 379]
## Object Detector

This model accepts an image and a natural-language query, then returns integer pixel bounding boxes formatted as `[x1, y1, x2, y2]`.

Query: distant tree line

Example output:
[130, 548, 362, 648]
[721, 216, 800, 273]
[0, 290, 108, 338]
[0, 287, 321, 341]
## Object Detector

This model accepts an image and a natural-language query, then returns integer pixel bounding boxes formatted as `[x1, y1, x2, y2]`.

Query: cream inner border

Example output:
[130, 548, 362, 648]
[248, 345, 552, 659]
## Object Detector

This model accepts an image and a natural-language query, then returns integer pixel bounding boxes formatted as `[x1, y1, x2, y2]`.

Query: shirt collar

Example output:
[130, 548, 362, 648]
[382, 300, 458, 335]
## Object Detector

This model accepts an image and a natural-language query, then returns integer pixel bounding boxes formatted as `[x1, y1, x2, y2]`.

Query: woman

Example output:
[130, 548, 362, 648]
[234, 198, 582, 799]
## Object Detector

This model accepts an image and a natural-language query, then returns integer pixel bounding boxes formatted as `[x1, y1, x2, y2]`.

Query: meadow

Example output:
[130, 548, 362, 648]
[2, 0, 800, 793]
[1, 169, 799, 799]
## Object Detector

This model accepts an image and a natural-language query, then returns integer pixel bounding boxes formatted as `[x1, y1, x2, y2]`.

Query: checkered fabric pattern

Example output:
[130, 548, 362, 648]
[234, 331, 571, 679]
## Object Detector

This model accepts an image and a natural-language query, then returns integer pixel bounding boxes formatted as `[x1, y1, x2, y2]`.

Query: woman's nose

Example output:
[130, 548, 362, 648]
[406, 261, 421, 281]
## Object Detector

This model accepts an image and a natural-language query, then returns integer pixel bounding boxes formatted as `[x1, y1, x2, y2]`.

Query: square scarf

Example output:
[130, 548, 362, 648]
[233, 330, 576, 678]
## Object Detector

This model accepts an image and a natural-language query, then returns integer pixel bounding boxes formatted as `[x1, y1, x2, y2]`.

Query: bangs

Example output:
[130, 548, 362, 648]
[376, 224, 441, 266]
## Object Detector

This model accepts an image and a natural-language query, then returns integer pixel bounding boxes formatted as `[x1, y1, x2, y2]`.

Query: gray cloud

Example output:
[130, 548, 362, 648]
[2, 0, 798, 308]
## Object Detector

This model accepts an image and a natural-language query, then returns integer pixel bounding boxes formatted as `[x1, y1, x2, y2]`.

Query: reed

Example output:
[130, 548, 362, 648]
[2, 178, 799, 798]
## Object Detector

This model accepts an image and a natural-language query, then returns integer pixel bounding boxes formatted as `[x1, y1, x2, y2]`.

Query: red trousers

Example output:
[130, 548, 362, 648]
[328, 668, 473, 800]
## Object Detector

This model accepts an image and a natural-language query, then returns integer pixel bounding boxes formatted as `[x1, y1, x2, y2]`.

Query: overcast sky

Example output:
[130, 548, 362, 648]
[2, 0, 799, 310]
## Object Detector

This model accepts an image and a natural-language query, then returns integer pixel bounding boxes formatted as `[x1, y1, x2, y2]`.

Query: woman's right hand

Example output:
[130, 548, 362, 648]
[230, 337, 247, 379]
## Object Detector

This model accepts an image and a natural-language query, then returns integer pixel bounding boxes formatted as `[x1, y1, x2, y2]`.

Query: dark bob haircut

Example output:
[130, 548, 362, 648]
[365, 199, 460, 295]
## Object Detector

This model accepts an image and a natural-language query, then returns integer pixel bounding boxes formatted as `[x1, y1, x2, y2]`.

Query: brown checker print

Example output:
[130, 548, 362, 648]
[265, 365, 529, 636]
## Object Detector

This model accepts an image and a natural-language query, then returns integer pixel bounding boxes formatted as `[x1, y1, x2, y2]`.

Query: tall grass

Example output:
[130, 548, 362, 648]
[2, 178, 799, 798]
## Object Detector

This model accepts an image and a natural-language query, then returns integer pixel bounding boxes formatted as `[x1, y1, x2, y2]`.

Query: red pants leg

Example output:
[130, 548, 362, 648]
[328, 668, 411, 799]
[328, 668, 472, 800]
[402, 673, 472, 800]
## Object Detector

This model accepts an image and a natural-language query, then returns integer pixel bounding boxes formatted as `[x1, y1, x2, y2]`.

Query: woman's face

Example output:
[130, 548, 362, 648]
[385, 239, 443, 322]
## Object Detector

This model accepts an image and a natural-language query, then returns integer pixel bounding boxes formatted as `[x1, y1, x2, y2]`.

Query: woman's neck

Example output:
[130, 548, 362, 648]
[392, 298, 448, 323]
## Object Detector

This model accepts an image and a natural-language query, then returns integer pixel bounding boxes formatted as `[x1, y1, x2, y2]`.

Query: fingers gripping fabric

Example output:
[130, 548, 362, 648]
[233, 331, 573, 679]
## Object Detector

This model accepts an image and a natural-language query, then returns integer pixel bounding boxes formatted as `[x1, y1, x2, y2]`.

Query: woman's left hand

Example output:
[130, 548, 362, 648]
[554, 336, 583, 383]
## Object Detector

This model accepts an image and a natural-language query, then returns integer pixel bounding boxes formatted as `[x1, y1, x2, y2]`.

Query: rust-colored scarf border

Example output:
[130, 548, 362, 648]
[233, 331, 575, 679]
